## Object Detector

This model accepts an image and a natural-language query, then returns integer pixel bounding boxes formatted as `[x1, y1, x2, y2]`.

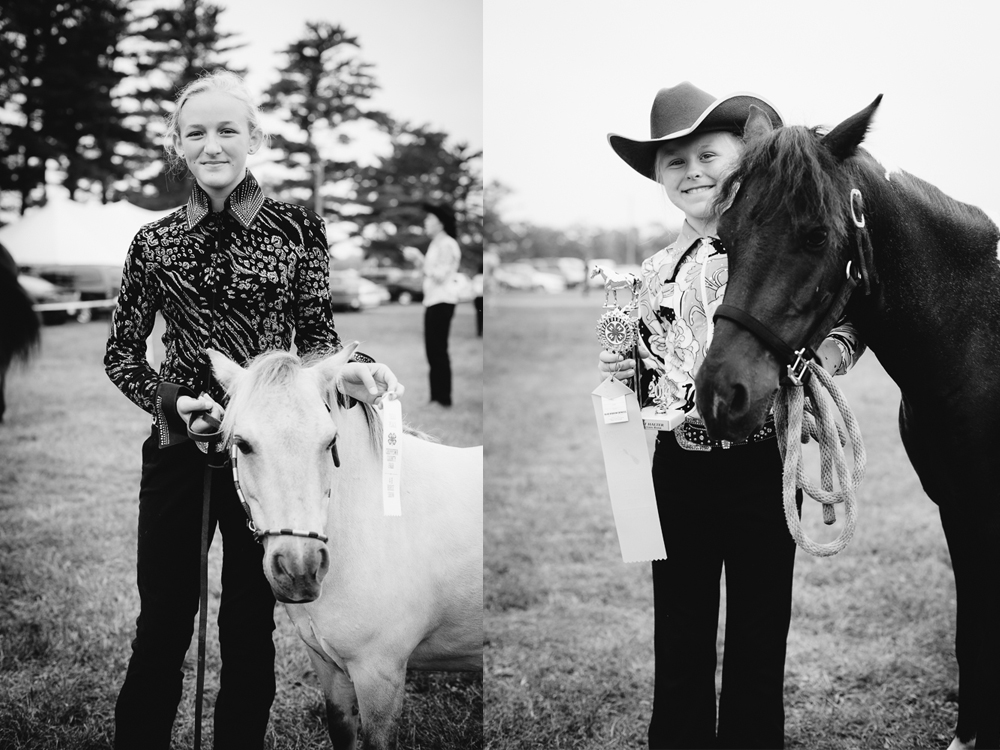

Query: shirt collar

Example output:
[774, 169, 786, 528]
[185, 170, 265, 231]
[676, 219, 720, 252]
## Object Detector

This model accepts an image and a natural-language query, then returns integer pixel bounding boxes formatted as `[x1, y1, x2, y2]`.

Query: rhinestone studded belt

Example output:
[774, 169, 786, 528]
[673, 416, 777, 452]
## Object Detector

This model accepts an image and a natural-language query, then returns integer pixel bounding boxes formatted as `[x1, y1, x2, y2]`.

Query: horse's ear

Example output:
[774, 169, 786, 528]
[743, 104, 774, 142]
[822, 94, 883, 162]
[315, 341, 361, 383]
[207, 348, 245, 394]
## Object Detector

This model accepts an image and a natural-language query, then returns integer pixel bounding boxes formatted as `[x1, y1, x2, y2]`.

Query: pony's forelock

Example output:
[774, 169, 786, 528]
[715, 125, 853, 244]
[221, 349, 432, 453]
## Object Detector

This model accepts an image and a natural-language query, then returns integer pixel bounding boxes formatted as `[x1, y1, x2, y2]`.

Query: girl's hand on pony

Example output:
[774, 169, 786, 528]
[336, 362, 405, 407]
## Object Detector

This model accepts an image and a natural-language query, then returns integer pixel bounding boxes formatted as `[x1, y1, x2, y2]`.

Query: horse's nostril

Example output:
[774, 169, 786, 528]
[731, 383, 748, 415]
[316, 546, 330, 581]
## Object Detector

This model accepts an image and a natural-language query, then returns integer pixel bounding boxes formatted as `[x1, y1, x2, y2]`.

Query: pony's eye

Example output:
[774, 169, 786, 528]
[805, 228, 828, 247]
[235, 439, 253, 455]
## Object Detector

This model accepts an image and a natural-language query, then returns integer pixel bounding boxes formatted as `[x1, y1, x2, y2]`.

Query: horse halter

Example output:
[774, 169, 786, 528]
[229, 443, 333, 545]
[714, 188, 875, 386]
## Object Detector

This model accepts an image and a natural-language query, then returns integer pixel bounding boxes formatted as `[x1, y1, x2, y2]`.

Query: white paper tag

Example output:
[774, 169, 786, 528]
[379, 397, 403, 516]
[602, 394, 628, 424]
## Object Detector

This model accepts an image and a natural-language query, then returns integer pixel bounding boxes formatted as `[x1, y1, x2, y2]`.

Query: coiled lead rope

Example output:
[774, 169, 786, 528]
[773, 361, 866, 557]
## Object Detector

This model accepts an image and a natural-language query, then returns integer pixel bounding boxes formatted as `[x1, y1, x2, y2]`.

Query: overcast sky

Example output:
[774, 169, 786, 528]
[218, 0, 482, 153]
[485, 0, 1000, 230]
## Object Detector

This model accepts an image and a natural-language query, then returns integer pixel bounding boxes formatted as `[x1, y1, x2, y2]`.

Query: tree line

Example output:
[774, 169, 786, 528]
[485, 179, 677, 266]
[0, 0, 482, 269]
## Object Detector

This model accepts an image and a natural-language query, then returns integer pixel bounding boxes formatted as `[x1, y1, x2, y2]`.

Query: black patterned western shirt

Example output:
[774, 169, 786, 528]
[105, 171, 340, 446]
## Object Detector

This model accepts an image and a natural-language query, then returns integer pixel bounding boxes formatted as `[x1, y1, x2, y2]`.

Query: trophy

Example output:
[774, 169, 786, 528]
[593, 264, 684, 432]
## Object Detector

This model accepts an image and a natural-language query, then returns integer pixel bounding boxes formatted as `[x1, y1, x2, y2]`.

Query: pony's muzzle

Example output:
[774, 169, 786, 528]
[265, 539, 330, 603]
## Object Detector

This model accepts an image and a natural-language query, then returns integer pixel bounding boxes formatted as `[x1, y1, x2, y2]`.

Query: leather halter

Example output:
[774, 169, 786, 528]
[230, 443, 332, 544]
[714, 188, 875, 386]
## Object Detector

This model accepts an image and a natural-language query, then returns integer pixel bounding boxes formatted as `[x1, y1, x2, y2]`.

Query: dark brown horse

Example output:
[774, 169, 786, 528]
[0, 241, 40, 422]
[695, 98, 1000, 749]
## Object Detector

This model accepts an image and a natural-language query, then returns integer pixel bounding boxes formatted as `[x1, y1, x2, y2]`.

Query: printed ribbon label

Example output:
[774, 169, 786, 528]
[591, 376, 667, 563]
[379, 397, 403, 516]
[602, 394, 628, 424]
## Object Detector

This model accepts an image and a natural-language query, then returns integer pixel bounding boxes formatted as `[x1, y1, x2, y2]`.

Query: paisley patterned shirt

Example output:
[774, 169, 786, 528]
[105, 171, 340, 445]
[637, 221, 865, 419]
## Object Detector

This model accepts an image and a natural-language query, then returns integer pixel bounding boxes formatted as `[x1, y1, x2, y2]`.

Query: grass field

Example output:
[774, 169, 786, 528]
[0, 302, 482, 750]
[485, 292, 960, 750]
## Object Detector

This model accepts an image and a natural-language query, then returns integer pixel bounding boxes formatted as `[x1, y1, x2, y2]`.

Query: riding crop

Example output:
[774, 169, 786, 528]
[773, 360, 866, 557]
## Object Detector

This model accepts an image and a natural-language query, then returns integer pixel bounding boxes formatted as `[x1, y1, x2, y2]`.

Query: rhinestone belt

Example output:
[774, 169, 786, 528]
[673, 416, 777, 452]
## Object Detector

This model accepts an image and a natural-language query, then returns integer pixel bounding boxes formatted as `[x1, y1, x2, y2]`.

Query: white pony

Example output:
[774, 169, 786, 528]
[208, 344, 483, 750]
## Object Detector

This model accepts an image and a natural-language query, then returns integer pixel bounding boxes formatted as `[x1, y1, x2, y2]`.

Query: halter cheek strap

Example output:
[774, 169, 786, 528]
[714, 187, 875, 386]
[229, 444, 331, 544]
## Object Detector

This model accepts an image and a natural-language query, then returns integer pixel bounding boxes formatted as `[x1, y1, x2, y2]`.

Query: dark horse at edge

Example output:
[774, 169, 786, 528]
[695, 98, 1000, 750]
[0, 241, 40, 422]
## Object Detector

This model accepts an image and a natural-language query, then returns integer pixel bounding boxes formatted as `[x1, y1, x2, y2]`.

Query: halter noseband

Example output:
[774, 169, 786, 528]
[714, 187, 875, 386]
[230, 443, 331, 545]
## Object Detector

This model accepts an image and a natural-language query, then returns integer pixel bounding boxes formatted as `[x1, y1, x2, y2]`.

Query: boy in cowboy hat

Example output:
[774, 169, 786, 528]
[598, 82, 864, 749]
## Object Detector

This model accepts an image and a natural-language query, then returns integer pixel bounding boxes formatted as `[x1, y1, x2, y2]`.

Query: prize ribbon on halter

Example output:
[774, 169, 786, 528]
[379, 396, 403, 516]
[774, 361, 866, 557]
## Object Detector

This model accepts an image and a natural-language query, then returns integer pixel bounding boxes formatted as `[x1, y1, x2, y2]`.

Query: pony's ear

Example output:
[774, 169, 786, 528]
[207, 348, 245, 394]
[315, 341, 361, 383]
[822, 94, 883, 162]
[743, 104, 774, 142]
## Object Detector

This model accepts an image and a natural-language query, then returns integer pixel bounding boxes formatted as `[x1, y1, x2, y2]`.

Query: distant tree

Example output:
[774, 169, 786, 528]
[351, 122, 483, 272]
[484, 179, 519, 256]
[0, 0, 133, 211]
[119, 0, 246, 208]
[260, 21, 389, 214]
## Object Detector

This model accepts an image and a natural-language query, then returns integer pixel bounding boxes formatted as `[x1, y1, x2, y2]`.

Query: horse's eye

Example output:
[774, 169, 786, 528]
[805, 228, 828, 247]
[235, 438, 253, 455]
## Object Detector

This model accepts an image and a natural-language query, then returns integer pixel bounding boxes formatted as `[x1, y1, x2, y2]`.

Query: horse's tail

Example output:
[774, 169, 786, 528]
[0, 265, 41, 371]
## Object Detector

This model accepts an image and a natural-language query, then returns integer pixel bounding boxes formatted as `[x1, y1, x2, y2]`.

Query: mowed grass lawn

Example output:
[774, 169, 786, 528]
[0, 302, 482, 750]
[485, 292, 959, 750]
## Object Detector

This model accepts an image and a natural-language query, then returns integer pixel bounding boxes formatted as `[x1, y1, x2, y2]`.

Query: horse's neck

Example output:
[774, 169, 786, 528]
[851, 167, 1000, 404]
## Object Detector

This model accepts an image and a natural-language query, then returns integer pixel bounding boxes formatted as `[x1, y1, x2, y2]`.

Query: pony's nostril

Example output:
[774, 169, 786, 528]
[731, 383, 748, 416]
[271, 553, 289, 579]
[317, 546, 330, 580]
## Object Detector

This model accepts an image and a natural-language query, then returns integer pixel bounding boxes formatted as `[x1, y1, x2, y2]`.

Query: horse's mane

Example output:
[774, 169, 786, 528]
[715, 126, 855, 245]
[221, 350, 433, 454]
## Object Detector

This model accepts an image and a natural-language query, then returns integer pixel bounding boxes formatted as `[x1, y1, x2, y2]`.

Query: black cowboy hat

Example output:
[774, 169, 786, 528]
[608, 81, 783, 181]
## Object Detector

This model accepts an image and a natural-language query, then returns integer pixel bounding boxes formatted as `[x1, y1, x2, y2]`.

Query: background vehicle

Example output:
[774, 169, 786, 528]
[18, 274, 82, 325]
[329, 269, 389, 311]
[25, 264, 122, 322]
[494, 262, 566, 293]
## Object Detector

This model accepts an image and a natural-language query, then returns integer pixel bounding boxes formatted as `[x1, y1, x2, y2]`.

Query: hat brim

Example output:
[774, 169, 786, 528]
[608, 93, 783, 182]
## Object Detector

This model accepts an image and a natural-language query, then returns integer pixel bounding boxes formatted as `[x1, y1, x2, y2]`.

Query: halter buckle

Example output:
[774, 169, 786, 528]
[786, 348, 811, 387]
[850, 188, 865, 228]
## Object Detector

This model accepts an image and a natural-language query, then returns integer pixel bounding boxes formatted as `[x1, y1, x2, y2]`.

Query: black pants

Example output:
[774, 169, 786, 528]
[115, 432, 277, 750]
[648, 433, 798, 750]
[424, 302, 455, 405]
[474, 296, 483, 337]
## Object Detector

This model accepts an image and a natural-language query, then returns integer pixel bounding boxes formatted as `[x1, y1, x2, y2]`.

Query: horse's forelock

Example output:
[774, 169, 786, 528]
[221, 351, 303, 445]
[718, 126, 852, 244]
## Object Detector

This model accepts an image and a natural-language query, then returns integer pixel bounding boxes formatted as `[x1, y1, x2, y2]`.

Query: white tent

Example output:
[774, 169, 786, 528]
[0, 196, 177, 268]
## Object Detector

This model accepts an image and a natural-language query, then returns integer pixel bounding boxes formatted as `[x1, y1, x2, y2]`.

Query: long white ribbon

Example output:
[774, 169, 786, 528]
[379, 397, 403, 516]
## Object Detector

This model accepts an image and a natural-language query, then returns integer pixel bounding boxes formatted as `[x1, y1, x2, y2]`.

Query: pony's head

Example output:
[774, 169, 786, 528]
[695, 96, 882, 440]
[208, 342, 363, 603]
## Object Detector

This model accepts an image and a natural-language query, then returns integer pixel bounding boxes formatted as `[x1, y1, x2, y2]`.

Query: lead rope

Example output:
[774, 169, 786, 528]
[773, 360, 866, 556]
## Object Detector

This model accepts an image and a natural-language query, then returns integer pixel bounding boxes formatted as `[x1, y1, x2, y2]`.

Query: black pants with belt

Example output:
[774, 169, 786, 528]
[424, 302, 455, 405]
[648, 432, 799, 750]
[115, 432, 277, 750]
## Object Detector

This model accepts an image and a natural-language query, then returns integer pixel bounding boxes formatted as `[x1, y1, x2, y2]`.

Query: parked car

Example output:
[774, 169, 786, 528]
[495, 262, 566, 293]
[18, 273, 82, 325]
[329, 269, 389, 311]
[527, 257, 587, 287]
[360, 264, 423, 304]
[27, 264, 122, 322]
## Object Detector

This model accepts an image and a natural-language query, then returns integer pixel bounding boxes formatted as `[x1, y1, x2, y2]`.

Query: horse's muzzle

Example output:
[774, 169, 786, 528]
[695, 321, 779, 441]
[265, 538, 330, 603]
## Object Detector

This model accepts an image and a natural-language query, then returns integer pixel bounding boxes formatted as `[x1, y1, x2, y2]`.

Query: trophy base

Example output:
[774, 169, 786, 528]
[641, 406, 686, 431]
